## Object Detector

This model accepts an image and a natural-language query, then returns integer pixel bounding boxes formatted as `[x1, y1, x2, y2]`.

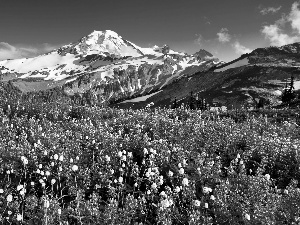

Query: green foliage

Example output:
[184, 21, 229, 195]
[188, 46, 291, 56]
[0, 95, 300, 224]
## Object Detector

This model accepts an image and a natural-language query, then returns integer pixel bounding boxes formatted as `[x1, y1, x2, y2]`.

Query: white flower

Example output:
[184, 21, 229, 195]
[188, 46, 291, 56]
[118, 177, 123, 183]
[210, 195, 215, 201]
[51, 179, 56, 185]
[44, 150, 48, 155]
[31, 182, 34, 186]
[147, 190, 151, 195]
[134, 183, 138, 187]
[151, 183, 157, 189]
[59, 155, 64, 161]
[44, 200, 50, 208]
[7, 210, 12, 215]
[203, 187, 212, 194]
[105, 155, 110, 162]
[51, 162, 55, 167]
[20, 190, 25, 196]
[161, 199, 171, 208]
[160, 191, 166, 197]
[178, 163, 182, 168]
[236, 153, 240, 159]
[145, 172, 150, 177]
[245, 213, 250, 220]
[70, 158, 74, 163]
[16, 214, 23, 221]
[158, 179, 163, 185]
[179, 168, 184, 175]
[204, 202, 208, 208]
[143, 148, 148, 155]
[175, 186, 181, 193]
[121, 155, 126, 161]
[17, 185, 23, 191]
[182, 178, 189, 186]
[127, 152, 132, 158]
[0, 189, 3, 194]
[45, 171, 50, 176]
[76, 156, 79, 161]
[265, 174, 270, 180]
[117, 151, 122, 157]
[194, 200, 201, 207]
[7, 194, 13, 202]
[182, 159, 187, 166]
[39, 164, 42, 169]
[72, 165, 78, 171]
[168, 170, 173, 177]
[40, 171, 44, 176]
[54, 154, 58, 160]
[58, 208, 62, 215]
[110, 169, 114, 174]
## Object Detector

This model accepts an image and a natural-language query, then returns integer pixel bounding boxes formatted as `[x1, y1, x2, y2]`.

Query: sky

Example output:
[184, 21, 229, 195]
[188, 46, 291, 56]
[1, 0, 300, 62]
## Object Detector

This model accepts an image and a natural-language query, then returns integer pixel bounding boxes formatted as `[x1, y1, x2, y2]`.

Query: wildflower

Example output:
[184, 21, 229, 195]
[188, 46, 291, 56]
[76, 156, 79, 161]
[40, 171, 44, 176]
[175, 186, 181, 193]
[8, 210, 12, 215]
[245, 213, 250, 220]
[204, 202, 208, 208]
[210, 195, 215, 201]
[194, 200, 201, 207]
[20, 190, 25, 196]
[265, 174, 270, 180]
[70, 158, 74, 163]
[7, 194, 13, 202]
[16, 214, 23, 221]
[118, 177, 123, 183]
[161, 199, 171, 208]
[121, 155, 126, 161]
[39, 164, 42, 169]
[151, 183, 157, 189]
[72, 165, 78, 171]
[59, 155, 64, 161]
[143, 148, 148, 155]
[179, 168, 184, 175]
[110, 169, 114, 174]
[160, 191, 166, 197]
[105, 155, 110, 162]
[134, 183, 138, 187]
[203, 187, 212, 194]
[147, 190, 151, 195]
[127, 152, 132, 158]
[45, 171, 50, 176]
[0, 189, 3, 194]
[6, 170, 10, 175]
[51, 179, 56, 185]
[17, 185, 23, 191]
[168, 171, 173, 177]
[44, 150, 48, 155]
[51, 162, 55, 167]
[58, 208, 62, 215]
[31, 182, 34, 186]
[44, 200, 50, 208]
[182, 178, 189, 186]
[158, 179, 163, 185]
[54, 154, 58, 160]
[178, 163, 182, 168]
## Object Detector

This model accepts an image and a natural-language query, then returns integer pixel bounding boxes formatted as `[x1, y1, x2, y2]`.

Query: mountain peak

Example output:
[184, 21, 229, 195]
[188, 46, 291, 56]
[58, 29, 143, 57]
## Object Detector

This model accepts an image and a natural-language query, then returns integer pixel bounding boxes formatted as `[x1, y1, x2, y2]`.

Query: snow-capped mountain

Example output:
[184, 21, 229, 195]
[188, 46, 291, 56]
[0, 30, 222, 103]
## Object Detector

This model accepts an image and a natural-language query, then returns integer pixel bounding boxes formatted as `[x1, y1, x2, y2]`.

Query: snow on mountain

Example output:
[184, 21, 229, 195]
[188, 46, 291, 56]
[0, 30, 221, 102]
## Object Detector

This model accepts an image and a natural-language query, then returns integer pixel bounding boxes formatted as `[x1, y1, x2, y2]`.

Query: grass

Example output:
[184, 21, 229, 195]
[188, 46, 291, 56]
[0, 98, 300, 224]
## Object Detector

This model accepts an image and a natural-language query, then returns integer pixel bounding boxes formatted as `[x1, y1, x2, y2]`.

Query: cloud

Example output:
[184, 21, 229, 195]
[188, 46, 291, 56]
[260, 6, 282, 15]
[261, 1, 300, 46]
[217, 28, 231, 43]
[194, 34, 204, 47]
[232, 41, 252, 55]
[0, 42, 59, 61]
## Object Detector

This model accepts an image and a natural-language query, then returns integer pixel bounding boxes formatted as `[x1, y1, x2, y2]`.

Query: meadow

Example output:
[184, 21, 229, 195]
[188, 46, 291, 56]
[0, 99, 300, 224]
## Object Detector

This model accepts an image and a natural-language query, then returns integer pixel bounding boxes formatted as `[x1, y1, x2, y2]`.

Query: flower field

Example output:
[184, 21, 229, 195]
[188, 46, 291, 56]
[0, 100, 300, 224]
